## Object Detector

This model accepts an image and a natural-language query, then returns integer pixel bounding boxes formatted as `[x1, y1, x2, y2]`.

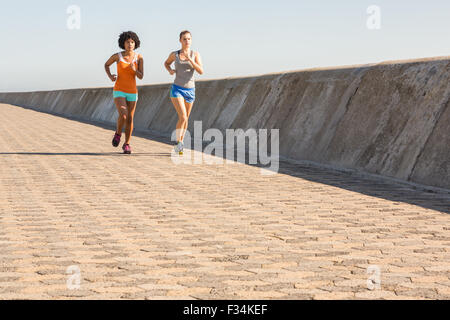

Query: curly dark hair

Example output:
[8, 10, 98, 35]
[118, 31, 140, 50]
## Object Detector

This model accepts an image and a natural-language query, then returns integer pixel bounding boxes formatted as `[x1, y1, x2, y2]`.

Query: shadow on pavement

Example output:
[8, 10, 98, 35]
[0, 152, 171, 157]
[8, 104, 450, 215]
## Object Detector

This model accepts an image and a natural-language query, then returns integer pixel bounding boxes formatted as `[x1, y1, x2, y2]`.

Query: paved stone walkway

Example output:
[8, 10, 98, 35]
[1, 103, 449, 300]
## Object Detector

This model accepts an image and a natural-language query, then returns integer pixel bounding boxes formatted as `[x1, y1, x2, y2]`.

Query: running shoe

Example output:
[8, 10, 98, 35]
[122, 143, 131, 154]
[179, 142, 184, 155]
[112, 132, 121, 147]
[173, 141, 184, 154]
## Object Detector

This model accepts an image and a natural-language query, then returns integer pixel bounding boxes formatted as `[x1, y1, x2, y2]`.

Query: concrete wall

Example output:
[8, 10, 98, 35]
[1, 56, 449, 190]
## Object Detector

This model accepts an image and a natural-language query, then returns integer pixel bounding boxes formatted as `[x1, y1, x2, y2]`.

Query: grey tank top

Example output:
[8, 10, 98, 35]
[174, 50, 196, 89]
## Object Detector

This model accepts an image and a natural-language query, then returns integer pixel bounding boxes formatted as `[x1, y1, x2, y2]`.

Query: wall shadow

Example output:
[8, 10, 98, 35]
[8, 104, 450, 215]
[0, 152, 171, 157]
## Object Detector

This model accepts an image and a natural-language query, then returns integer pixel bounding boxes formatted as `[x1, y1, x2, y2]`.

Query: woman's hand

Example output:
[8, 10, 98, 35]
[169, 69, 176, 75]
[185, 51, 204, 75]
[110, 74, 117, 82]
[130, 61, 137, 72]
[184, 52, 194, 64]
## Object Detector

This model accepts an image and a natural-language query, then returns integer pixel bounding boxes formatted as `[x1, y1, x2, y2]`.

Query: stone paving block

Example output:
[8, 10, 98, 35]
[166, 287, 212, 296]
[313, 292, 356, 300]
[233, 290, 286, 299]
[354, 290, 399, 299]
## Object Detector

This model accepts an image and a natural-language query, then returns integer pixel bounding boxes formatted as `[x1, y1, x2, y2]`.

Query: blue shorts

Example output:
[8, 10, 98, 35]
[113, 91, 138, 102]
[170, 84, 195, 103]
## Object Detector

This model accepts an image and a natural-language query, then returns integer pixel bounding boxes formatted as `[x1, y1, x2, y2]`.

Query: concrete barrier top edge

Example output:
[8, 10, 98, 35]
[1, 55, 448, 95]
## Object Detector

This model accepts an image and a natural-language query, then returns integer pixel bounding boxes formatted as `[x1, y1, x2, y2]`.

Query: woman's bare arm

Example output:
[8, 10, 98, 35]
[187, 51, 204, 75]
[131, 54, 144, 80]
[104, 54, 119, 82]
[164, 52, 176, 75]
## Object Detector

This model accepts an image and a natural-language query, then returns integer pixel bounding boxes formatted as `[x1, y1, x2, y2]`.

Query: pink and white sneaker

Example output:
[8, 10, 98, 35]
[112, 132, 121, 147]
[122, 143, 131, 154]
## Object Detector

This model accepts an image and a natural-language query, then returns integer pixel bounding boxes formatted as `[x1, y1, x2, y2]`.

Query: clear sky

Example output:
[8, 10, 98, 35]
[0, 0, 449, 92]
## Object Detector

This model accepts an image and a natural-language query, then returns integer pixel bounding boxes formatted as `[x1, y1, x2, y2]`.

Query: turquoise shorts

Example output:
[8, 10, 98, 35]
[113, 91, 138, 101]
[170, 84, 195, 103]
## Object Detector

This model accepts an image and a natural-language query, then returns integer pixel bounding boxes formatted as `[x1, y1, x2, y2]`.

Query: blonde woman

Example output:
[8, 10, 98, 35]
[164, 30, 204, 155]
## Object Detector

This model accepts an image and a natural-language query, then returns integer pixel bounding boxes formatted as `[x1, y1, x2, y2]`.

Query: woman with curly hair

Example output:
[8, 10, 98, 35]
[104, 31, 144, 154]
[164, 30, 204, 155]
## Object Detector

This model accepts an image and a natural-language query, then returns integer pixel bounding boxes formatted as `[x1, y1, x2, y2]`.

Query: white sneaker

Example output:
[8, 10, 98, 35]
[173, 141, 184, 153]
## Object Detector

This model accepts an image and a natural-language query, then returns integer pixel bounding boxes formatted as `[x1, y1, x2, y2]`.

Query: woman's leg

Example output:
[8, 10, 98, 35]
[181, 100, 194, 142]
[114, 97, 128, 134]
[170, 97, 188, 143]
[124, 100, 137, 145]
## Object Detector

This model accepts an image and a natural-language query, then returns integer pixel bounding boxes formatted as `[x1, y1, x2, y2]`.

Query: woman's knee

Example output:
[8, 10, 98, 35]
[179, 113, 188, 123]
[126, 113, 134, 124]
[116, 105, 127, 120]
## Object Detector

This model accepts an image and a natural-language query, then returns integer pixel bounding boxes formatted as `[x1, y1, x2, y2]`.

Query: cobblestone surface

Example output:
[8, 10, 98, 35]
[1, 103, 449, 300]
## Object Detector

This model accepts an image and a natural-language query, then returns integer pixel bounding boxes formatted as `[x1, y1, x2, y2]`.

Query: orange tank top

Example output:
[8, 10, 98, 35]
[114, 52, 138, 94]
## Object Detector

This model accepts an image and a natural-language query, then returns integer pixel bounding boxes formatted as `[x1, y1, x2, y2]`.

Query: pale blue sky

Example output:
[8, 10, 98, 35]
[0, 0, 449, 92]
